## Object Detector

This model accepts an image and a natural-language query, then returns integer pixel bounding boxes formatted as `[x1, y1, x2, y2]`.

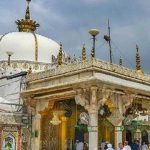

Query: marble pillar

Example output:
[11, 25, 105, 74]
[88, 111, 98, 150]
[88, 87, 99, 150]
[114, 125, 122, 149]
[32, 113, 41, 150]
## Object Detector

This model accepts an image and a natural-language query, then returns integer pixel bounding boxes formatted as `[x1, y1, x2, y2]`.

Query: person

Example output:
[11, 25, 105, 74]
[131, 140, 139, 150]
[123, 141, 131, 150]
[101, 140, 106, 150]
[118, 142, 123, 150]
[104, 141, 109, 150]
[106, 143, 114, 150]
[76, 140, 84, 150]
[83, 142, 88, 150]
[141, 142, 148, 150]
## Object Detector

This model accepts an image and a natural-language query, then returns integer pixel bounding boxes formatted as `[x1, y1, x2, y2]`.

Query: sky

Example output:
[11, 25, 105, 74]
[0, 0, 150, 73]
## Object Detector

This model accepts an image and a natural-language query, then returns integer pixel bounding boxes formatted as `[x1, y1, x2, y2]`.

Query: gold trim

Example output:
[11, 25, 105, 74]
[32, 33, 38, 62]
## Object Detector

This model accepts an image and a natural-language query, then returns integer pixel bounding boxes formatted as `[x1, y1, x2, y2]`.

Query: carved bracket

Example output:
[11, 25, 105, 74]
[75, 87, 114, 114]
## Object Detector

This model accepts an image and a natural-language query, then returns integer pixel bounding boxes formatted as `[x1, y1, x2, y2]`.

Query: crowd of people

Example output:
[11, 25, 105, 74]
[100, 140, 149, 150]
[74, 139, 149, 150]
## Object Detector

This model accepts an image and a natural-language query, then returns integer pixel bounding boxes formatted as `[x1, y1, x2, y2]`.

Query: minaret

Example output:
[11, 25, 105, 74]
[82, 44, 86, 61]
[135, 45, 144, 74]
[16, 0, 40, 32]
[57, 43, 63, 66]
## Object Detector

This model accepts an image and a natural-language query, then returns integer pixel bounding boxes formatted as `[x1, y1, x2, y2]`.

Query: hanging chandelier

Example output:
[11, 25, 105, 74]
[50, 112, 62, 126]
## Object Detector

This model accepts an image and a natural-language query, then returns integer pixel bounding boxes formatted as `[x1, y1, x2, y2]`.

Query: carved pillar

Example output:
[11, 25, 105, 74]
[88, 87, 98, 150]
[114, 124, 123, 149]
[75, 87, 116, 150]
[75, 86, 99, 150]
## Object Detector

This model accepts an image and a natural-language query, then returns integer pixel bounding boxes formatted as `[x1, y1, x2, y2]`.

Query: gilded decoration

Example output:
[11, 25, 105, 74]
[32, 33, 39, 62]
[0, 60, 50, 73]
[15, 0, 39, 33]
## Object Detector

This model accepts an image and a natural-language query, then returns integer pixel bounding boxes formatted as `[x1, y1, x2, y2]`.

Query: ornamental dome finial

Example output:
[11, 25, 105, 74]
[15, 0, 40, 32]
[135, 44, 144, 74]
[25, 0, 31, 20]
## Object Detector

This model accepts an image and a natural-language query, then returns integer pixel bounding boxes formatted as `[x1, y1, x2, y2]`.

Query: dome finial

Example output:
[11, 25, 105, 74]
[16, 0, 40, 32]
[135, 44, 144, 74]
[25, 0, 31, 20]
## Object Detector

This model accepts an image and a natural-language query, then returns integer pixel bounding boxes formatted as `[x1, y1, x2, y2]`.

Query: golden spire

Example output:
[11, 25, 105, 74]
[135, 44, 143, 74]
[57, 43, 63, 66]
[25, 0, 30, 20]
[16, 0, 40, 32]
[119, 56, 122, 66]
[82, 44, 86, 61]
[91, 47, 95, 59]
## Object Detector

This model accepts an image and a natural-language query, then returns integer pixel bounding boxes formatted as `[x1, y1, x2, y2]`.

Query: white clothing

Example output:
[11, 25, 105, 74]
[101, 142, 106, 150]
[141, 144, 148, 150]
[123, 145, 131, 150]
[107, 143, 114, 150]
[76, 142, 84, 150]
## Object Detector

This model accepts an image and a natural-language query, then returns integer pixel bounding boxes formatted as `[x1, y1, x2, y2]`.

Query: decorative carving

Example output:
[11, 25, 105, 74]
[122, 94, 136, 108]
[41, 110, 59, 150]
[0, 114, 22, 124]
[23, 96, 36, 114]
[75, 87, 114, 114]
[25, 59, 150, 83]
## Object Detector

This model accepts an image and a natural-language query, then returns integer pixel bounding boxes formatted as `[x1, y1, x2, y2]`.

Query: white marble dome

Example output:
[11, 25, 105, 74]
[0, 32, 60, 63]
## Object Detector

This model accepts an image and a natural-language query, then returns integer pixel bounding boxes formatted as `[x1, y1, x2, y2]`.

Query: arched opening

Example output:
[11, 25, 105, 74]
[2, 133, 16, 150]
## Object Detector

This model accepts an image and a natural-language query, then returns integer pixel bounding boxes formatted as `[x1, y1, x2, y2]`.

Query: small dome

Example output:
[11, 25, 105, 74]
[0, 32, 59, 63]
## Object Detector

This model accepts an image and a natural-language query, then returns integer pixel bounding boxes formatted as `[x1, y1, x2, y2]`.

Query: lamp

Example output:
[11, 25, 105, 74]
[50, 111, 63, 125]
[89, 28, 100, 58]
[6, 51, 14, 66]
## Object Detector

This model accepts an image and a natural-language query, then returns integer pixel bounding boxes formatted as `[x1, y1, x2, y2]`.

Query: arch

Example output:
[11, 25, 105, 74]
[2, 133, 16, 150]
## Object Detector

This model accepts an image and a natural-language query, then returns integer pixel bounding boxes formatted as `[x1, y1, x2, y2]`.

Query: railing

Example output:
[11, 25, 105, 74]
[26, 59, 150, 83]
